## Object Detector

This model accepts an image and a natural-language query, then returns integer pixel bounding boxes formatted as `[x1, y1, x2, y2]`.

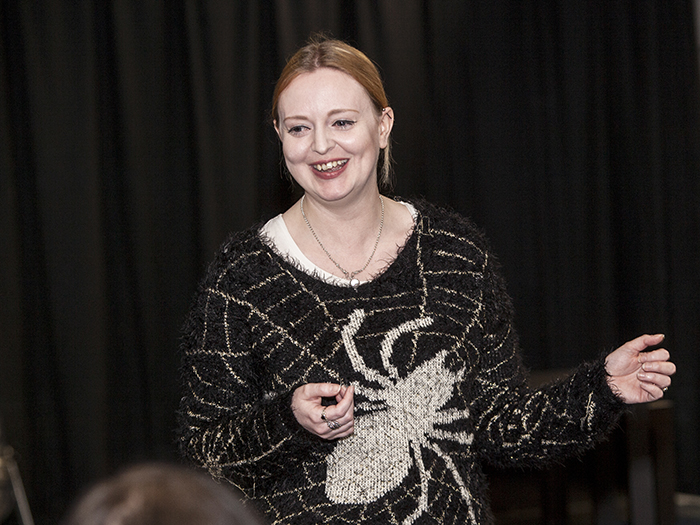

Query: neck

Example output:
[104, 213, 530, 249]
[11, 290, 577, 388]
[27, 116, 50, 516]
[298, 192, 385, 286]
[299, 191, 383, 243]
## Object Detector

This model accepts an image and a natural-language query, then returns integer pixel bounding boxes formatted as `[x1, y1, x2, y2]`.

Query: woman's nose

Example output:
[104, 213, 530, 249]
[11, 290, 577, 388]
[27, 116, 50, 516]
[312, 128, 334, 154]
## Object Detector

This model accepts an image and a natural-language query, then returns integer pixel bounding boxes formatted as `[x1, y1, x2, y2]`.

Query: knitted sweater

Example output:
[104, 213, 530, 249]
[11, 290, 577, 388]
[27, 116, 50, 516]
[178, 200, 625, 524]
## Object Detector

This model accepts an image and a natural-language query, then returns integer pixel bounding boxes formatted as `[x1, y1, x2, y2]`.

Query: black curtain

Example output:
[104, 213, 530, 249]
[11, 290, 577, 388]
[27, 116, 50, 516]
[1, 1, 699, 522]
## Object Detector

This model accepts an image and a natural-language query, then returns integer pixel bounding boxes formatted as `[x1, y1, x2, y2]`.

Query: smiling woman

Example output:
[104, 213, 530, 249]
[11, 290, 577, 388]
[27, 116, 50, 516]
[272, 63, 408, 286]
[271, 37, 394, 191]
[177, 36, 676, 525]
[273, 67, 393, 208]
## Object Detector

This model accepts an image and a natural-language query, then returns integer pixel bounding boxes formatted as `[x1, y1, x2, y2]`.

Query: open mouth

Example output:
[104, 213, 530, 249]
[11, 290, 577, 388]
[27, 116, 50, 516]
[312, 159, 348, 173]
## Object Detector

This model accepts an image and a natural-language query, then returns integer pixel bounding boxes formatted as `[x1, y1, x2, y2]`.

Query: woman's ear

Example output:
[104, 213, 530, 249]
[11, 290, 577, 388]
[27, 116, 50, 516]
[274, 120, 281, 140]
[379, 107, 394, 148]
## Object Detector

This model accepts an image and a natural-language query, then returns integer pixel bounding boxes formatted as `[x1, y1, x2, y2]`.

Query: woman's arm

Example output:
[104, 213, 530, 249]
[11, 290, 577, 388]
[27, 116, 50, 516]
[468, 256, 633, 468]
[177, 263, 304, 490]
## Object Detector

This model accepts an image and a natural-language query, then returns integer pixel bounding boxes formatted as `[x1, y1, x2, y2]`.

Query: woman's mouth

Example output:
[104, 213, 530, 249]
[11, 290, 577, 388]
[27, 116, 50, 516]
[312, 159, 348, 173]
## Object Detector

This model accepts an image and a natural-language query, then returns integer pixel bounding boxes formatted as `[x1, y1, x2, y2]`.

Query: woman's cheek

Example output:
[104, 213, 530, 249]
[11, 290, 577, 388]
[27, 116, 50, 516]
[283, 139, 305, 164]
[282, 137, 309, 163]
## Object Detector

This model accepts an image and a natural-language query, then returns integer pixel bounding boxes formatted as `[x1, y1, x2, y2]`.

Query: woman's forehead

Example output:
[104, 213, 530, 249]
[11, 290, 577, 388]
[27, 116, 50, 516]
[278, 68, 374, 119]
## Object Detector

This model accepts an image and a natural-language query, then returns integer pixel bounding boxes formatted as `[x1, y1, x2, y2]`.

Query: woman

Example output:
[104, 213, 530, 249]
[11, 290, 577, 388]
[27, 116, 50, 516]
[178, 37, 675, 524]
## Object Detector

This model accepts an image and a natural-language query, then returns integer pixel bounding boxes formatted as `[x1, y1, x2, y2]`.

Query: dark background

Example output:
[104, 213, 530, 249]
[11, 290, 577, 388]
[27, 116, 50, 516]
[2, 1, 699, 523]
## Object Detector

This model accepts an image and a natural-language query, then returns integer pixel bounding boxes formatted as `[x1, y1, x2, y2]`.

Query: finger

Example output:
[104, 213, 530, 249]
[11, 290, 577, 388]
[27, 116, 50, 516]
[319, 402, 351, 425]
[335, 384, 349, 403]
[322, 404, 353, 428]
[641, 359, 676, 375]
[638, 380, 665, 401]
[639, 348, 671, 364]
[325, 429, 352, 440]
[336, 385, 354, 412]
[638, 370, 672, 389]
[320, 415, 344, 437]
[319, 405, 336, 426]
[334, 425, 354, 439]
[326, 387, 354, 420]
[318, 412, 338, 436]
[324, 419, 355, 440]
[625, 333, 665, 354]
[321, 398, 354, 432]
[310, 382, 344, 398]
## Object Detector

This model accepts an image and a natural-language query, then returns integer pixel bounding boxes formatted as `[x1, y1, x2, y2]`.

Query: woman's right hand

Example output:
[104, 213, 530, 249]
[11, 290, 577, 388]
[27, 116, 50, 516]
[291, 383, 355, 440]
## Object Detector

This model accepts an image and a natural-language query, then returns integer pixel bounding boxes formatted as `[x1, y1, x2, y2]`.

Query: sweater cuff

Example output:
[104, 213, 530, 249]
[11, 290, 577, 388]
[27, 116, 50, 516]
[572, 356, 627, 434]
[275, 389, 304, 433]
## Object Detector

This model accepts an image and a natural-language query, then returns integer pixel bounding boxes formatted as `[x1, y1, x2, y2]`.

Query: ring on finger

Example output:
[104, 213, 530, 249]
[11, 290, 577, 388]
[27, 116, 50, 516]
[321, 407, 341, 430]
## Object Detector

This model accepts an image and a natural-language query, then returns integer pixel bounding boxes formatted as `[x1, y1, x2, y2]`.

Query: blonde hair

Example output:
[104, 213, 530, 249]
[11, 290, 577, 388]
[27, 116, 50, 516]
[272, 36, 394, 191]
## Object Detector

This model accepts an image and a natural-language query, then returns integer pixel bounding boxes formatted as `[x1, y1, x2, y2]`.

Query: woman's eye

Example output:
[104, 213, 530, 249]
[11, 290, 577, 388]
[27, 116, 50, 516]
[287, 125, 308, 136]
[333, 119, 355, 129]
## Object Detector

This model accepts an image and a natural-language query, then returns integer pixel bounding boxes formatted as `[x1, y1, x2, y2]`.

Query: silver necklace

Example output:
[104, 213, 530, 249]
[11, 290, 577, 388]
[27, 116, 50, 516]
[300, 194, 385, 288]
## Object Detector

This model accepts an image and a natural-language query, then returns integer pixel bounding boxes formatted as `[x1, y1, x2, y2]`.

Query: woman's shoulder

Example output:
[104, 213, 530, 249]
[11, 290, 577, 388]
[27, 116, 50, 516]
[407, 198, 492, 255]
[199, 224, 272, 286]
[407, 198, 513, 315]
[218, 225, 265, 254]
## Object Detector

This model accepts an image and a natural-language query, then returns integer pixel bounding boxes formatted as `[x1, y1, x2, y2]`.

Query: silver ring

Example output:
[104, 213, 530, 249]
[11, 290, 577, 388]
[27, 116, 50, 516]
[663, 387, 669, 392]
[321, 407, 341, 430]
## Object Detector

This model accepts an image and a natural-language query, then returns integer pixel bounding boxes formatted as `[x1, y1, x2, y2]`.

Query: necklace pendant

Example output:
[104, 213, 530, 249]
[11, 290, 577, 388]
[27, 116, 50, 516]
[349, 278, 360, 288]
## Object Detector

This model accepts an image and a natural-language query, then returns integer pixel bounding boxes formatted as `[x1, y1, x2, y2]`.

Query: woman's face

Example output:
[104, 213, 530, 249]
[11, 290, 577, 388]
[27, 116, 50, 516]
[275, 68, 393, 204]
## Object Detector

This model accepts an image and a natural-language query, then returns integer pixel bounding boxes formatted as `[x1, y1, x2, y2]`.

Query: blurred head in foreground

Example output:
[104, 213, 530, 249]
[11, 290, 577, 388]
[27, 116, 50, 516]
[61, 463, 264, 525]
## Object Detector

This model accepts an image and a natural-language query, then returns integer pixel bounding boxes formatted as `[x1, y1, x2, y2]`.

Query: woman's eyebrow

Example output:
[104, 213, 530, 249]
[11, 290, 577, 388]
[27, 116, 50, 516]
[283, 108, 360, 123]
[328, 108, 360, 116]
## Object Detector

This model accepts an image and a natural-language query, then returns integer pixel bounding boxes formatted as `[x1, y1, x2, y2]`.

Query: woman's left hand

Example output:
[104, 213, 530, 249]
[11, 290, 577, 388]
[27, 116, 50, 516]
[605, 334, 676, 404]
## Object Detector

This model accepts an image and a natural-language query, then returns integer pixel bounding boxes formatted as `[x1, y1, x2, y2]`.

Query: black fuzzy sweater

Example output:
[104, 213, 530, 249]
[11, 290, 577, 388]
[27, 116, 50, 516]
[178, 200, 625, 524]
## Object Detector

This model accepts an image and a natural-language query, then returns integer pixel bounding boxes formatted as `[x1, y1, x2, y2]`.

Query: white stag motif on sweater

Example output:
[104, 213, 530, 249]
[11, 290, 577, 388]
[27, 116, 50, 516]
[325, 309, 476, 524]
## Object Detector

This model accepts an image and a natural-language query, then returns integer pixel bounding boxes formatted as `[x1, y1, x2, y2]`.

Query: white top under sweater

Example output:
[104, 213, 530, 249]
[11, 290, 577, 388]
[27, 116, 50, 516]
[260, 200, 417, 287]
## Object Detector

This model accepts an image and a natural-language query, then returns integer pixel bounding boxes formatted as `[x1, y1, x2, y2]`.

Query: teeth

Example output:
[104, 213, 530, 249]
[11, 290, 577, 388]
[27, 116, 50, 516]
[314, 160, 347, 172]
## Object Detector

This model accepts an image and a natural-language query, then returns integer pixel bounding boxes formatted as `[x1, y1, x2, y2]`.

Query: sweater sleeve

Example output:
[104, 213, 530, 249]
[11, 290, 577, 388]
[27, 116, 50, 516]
[469, 251, 626, 469]
[177, 239, 306, 491]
